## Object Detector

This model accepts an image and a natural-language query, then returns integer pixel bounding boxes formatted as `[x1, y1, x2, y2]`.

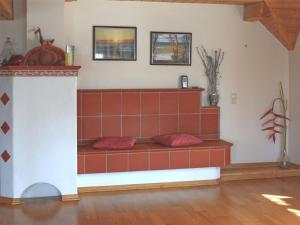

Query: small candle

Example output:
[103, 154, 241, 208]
[65, 45, 75, 66]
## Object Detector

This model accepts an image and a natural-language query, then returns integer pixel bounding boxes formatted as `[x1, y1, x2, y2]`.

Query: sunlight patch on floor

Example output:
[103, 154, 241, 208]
[262, 194, 292, 206]
[287, 208, 300, 217]
[262, 194, 300, 218]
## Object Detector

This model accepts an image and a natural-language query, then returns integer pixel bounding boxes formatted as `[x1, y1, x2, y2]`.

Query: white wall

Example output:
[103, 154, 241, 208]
[65, 0, 289, 163]
[289, 36, 300, 164]
[0, 0, 26, 55]
[27, 0, 65, 50]
[0, 0, 65, 54]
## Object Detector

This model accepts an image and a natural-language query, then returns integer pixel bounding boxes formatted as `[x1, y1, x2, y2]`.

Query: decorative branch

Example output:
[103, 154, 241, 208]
[196, 46, 224, 94]
[260, 82, 289, 144]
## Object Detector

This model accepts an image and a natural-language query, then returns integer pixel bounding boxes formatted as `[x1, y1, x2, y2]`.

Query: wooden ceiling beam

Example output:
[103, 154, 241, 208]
[0, 0, 13, 20]
[261, 0, 299, 50]
[3, 0, 300, 50]
[117, 0, 263, 4]
[120, 0, 299, 50]
[244, 2, 269, 21]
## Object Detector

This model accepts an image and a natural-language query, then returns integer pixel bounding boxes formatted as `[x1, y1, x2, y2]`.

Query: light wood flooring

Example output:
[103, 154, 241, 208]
[1, 176, 300, 225]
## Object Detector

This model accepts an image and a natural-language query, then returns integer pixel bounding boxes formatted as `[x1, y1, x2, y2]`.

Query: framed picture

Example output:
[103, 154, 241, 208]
[150, 32, 192, 66]
[93, 26, 137, 61]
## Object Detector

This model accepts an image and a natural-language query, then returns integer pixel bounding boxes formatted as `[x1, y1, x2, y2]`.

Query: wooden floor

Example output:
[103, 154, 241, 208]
[1, 177, 300, 225]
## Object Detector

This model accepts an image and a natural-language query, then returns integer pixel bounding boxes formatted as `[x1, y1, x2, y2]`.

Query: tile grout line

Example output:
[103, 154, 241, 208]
[80, 93, 83, 144]
[100, 92, 103, 138]
[120, 92, 123, 137]
[139, 92, 142, 139]
[177, 93, 180, 133]
[158, 92, 161, 135]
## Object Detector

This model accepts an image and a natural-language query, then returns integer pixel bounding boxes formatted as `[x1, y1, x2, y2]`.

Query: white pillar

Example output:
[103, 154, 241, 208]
[0, 66, 80, 202]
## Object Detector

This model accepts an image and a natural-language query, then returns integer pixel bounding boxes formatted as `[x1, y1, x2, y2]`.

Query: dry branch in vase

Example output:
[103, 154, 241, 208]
[196, 46, 224, 106]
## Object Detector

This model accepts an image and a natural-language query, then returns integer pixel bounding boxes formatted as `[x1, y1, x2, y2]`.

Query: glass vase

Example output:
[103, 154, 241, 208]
[280, 148, 289, 169]
[208, 92, 219, 106]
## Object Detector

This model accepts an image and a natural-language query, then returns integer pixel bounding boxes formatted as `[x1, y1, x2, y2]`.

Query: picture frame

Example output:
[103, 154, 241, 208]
[93, 26, 137, 61]
[150, 32, 192, 66]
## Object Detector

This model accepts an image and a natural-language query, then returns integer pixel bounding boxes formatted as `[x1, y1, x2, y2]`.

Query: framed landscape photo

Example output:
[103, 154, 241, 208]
[93, 26, 137, 61]
[150, 32, 192, 66]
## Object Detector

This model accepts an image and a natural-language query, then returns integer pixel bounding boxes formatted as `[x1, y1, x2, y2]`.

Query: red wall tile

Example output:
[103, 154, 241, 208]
[141, 116, 159, 138]
[210, 149, 225, 167]
[160, 115, 178, 134]
[78, 155, 85, 174]
[160, 93, 178, 114]
[179, 92, 200, 113]
[122, 93, 141, 115]
[82, 93, 101, 116]
[201, 134, 220, 140]
[201, 107, 219, 114]
[141, 93, 159, 114]
[102, 93, 122, 115]
[122, 116, 140, 137]
[170, 151, 189, 169]
[82, 117, 101, 140]
[86, 154, 106, 173]
[107, 154, 128, 172]
[102, 116, 121, 137]
[190, 150, 209, 168]
[179, 115, 199, 135]
[77, 118, 82, 141]
[150, 151, 169, 170]
[201, 113, 219, 136]
[129, 152, 149, 171]
[225, 146, 231, 166]
[77, 93, 82, 117]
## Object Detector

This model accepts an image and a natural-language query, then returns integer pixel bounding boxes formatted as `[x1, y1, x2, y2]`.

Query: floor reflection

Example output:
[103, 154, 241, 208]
[21, 197, 62, 221]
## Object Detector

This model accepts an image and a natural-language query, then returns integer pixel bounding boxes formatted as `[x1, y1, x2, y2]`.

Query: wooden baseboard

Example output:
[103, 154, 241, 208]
[0, 195, 79, 205]
[61, 194, 80, 202]
[0, 197, 21, 205]
[78, 179, 219, 194]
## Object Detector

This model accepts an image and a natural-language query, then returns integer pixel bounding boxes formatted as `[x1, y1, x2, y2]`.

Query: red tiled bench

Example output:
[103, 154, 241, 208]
[78, 140, 232, 174]
[77, 88, 233, 175]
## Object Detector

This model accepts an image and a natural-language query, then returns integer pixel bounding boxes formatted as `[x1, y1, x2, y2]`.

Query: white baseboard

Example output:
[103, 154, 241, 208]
[77, 167, 220, 188]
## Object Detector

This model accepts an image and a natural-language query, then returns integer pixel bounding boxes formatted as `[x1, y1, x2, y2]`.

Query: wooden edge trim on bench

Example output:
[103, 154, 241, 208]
[0, 197, 21, 205]
[223, 162, 279, 169]
[221, 162, 300, 182]
[61, 194, 80, 202]
[78, 179, 219, 194]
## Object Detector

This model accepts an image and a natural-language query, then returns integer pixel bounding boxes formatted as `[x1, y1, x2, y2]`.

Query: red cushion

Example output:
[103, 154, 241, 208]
[93, 137, 136, 150]
[153, 133, 203, 147]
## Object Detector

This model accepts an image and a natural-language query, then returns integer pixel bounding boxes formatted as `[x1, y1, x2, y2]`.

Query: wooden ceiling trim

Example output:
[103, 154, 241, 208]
[0, 0, 13, 20]
[244, 2, 269, 21]
[116, 0, 300, 50]
[262, 0, 299, 50]
[117, 0, 262, 4]
[2, 0, 300, 50]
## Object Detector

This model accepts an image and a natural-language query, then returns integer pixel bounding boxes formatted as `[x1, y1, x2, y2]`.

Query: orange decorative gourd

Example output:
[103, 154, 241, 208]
[22, 28, 65, 66]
